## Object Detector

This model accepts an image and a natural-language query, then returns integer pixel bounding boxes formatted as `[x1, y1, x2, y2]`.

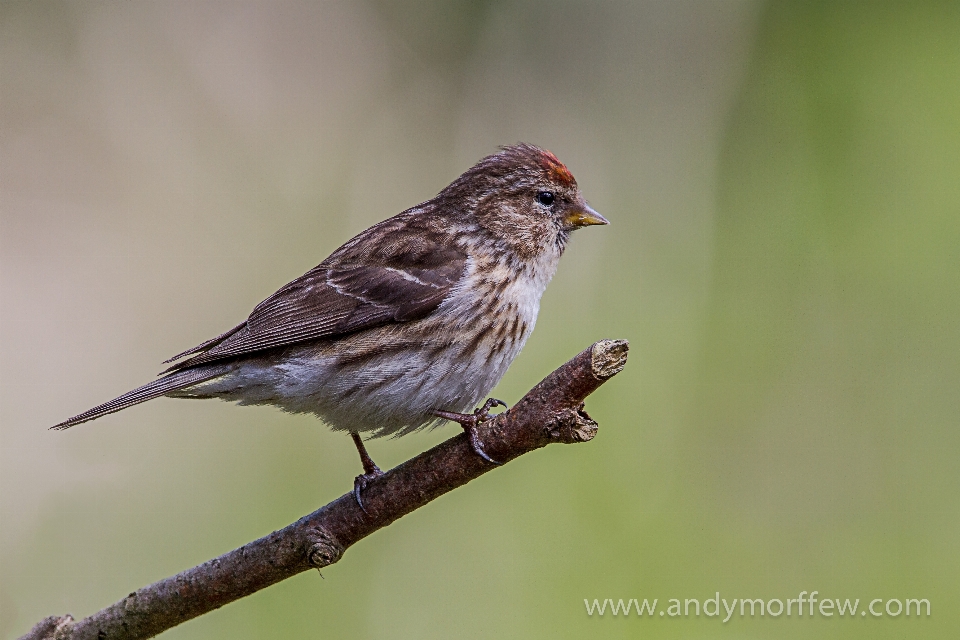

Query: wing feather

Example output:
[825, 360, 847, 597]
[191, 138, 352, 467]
[163, 220, 466, 372]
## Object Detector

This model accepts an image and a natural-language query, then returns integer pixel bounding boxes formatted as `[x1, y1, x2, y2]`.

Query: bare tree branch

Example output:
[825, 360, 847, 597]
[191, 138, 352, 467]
[20, 339, 629, 640]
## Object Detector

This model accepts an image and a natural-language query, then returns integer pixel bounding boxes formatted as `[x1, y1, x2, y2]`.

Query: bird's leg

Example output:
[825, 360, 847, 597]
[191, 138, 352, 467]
[350, 431, 384, 514]
[433, 398, 507, 465]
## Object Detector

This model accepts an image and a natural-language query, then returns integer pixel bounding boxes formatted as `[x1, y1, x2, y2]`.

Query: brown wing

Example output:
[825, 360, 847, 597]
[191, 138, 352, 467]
[163, 218, 466, 373]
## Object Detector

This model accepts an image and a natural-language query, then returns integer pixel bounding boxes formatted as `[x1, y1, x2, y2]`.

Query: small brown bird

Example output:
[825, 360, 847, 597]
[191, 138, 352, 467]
[53, 143, 608, 508]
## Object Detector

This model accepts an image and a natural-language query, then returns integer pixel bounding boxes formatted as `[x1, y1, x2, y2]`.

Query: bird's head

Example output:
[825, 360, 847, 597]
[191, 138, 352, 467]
[438, 143, 608, 259]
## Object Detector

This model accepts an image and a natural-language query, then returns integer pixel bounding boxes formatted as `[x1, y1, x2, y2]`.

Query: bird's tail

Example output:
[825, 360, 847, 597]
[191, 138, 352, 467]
[51, 365, 230, 430]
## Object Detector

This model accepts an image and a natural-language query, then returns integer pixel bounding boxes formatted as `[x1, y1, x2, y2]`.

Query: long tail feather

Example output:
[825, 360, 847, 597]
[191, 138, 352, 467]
[51, 365, 229, 430]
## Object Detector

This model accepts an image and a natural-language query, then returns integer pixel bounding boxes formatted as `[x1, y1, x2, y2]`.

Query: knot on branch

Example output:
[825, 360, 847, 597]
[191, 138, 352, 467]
[21, 615, 73, 640]
[305, 526, 343, 568]
[543, 406, 598, 443]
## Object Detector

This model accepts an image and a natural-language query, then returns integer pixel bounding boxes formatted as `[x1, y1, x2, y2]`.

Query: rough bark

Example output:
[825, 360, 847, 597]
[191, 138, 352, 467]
[19, 339, 628, 640]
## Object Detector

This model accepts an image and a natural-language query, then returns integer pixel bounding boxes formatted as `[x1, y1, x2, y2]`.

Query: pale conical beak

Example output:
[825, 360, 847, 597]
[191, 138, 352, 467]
[565, 204, 609, 228]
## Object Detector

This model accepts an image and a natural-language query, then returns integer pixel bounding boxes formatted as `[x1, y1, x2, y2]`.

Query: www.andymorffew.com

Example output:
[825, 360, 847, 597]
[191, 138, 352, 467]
[584, 591, 931, 622]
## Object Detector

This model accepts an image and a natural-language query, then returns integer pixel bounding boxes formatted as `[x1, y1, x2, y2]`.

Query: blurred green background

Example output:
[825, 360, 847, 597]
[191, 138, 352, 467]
[2, 1, 958, 637]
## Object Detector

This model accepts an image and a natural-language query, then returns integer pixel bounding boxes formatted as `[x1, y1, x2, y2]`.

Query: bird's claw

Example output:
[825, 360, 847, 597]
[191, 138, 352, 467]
[475, 397, 507, 423]
[433, 397, 507, 465]
[465, 425, 499, 465]
[353, 467, 384, 514]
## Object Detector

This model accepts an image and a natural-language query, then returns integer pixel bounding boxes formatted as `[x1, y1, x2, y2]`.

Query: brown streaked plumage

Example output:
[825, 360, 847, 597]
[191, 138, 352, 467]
[52, 143, 608, 509]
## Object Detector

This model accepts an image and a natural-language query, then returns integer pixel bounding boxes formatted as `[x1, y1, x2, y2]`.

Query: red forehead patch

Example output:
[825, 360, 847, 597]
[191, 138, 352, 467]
[538, 149, 575, 185]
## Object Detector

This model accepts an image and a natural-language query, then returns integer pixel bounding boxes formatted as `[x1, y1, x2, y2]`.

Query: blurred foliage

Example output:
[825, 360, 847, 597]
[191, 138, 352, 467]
[2, 1, 958, 638]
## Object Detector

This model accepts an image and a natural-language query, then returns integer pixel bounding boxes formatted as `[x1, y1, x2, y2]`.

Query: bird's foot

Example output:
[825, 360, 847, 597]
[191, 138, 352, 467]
[353, 467, 385, 515]
[350, 431, 384, 514]
[433, 398, 507, 465]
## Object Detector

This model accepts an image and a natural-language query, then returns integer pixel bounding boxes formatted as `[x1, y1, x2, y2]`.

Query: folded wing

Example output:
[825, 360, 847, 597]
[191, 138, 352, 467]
[163, 221, 467, 373]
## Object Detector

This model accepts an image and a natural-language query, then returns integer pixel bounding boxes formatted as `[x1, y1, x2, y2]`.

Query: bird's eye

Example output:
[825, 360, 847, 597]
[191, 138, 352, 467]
[536, 191, 555, 207]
